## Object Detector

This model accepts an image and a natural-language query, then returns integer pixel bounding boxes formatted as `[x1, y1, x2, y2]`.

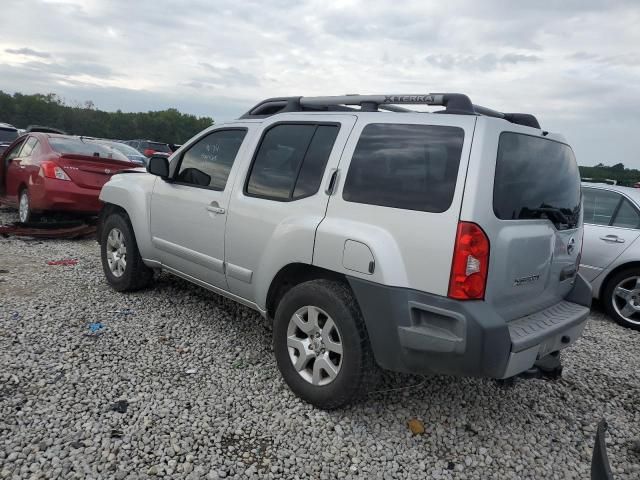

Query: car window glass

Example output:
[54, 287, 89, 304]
[246, 124, 317, 200]
[582, 188, 620, 226]
[19, 137, 38, 158]
[176, 129, 247, 189]
[493, 133, 581, 229]
[612, 198, 640, 229]
[5, 140, 26, 160]
[292, 125, 339, 199]
[343, 123, 464, 212]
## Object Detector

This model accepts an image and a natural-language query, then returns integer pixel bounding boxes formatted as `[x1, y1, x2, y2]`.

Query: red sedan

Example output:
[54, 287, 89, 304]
[0, 133, 140, 222]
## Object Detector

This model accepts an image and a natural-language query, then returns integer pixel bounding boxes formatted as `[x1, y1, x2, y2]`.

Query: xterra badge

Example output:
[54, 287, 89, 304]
[513, 274, 540, 287]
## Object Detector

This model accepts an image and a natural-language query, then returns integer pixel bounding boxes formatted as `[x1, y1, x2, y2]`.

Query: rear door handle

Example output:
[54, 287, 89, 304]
[600, 235, 625, 244]
[206, 201, 225, 214]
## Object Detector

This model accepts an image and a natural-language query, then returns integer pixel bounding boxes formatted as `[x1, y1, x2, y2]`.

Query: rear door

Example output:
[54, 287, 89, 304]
[150, 126, 249, 290]
[580, 187, 640, 280]
[5, 136, 38, 198]
[314, 113, 476, 295]
[224, 115, 356, 302]
[464, 124, 583, 321]
[1, 137, 27, 198]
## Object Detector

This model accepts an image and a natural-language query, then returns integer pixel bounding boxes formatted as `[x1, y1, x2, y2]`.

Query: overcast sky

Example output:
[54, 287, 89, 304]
[1, 0, 639, 166]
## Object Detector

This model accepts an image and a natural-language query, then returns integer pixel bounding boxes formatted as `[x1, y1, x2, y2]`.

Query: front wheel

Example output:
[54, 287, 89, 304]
[273, 279, 375, 409]
[100, 212, 153, 292]
[603, 268, 640, 330]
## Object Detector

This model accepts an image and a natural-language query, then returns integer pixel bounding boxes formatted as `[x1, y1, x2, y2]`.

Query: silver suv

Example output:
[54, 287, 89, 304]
[97, 93, 591, 409]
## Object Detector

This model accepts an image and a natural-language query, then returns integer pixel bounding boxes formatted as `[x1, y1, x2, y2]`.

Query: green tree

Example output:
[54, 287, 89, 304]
[0, 90, 213, 144]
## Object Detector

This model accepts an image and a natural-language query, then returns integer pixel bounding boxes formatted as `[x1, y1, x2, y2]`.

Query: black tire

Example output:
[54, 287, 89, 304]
[273, 279, 375, 409]
[18, 188, 38, 224]
[602, 267, 640, 331]
[100, 212, 153, 292]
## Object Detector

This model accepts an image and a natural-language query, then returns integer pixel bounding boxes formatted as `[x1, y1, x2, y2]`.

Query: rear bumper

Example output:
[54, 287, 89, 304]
[347, 273, 592, 378]
[30, 178, 102, 214]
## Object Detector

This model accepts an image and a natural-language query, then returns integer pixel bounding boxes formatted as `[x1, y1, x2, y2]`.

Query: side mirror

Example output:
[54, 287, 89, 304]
[147, 155, 170, 179]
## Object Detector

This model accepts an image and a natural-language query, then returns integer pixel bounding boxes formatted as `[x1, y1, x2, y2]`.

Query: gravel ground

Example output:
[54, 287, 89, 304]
[1, 205, 639, 480]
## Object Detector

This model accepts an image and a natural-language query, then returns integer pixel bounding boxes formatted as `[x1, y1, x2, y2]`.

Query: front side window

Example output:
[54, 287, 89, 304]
[246, 124, 338, 201]
[342, 123, 465, 212]
[175, 129, 247, 189]
[582, 188, 621, 226]
[493, 133, 581, 230]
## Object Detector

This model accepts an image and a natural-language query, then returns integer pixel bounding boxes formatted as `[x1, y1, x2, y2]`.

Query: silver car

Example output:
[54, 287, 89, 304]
[582, 183, 640, 330]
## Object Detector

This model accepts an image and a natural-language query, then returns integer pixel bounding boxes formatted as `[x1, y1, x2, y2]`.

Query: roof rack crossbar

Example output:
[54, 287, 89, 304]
[240, 93, 541, 128]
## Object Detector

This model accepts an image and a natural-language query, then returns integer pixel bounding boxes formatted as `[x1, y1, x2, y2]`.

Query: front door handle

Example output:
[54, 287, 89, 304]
[206, 201, 225, 215]
[600, 235, 625, 244]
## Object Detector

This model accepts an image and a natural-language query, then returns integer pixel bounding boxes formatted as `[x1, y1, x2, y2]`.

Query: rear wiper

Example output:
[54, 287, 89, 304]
[524, 207, 572, 228]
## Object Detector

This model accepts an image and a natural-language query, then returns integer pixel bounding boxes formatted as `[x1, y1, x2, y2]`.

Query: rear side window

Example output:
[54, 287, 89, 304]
[246, 124, 339, 201]
[342, 124, 464, 212]
[612, 199, 640, 229]
[583, 188, 620, 226]
[493, 133, 581, 230]
[20, 137, 39, 157]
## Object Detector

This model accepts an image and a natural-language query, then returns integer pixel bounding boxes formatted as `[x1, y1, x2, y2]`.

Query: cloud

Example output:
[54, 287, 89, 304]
[5, 47, 51, 58]
[0, 0, 638, 166]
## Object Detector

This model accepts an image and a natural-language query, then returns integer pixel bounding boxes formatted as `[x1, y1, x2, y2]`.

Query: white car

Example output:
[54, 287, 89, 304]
[581, 183, 640, 330]
[96, 93, 590, 408]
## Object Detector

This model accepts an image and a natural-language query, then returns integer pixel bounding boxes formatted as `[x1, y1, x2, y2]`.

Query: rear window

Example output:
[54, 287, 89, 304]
[0, 128, 18, 143]
[49, 137, 129, 162]
[342, 124, 464, 212]
[142, 142, 171, 153]
[493, 132, 581, 229]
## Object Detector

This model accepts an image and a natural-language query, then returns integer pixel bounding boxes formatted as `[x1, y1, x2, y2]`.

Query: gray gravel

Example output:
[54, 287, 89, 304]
[1, 206, 639, 479]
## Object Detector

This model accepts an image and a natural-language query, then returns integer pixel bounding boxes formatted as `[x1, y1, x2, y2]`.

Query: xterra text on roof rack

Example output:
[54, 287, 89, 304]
[97, 92, 590, 409]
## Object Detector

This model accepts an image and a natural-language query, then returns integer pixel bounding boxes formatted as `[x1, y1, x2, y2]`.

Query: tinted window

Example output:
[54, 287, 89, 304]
[613, 199, 640, 229]
[583, 188, 621, 226]
[247, 124, 331, 201]
[494, 133, 581, 229]
[342, 124, 464, 212]
[293, 125, 338, 199]
[176, 129, 246, 189]
[141, 141, 171, 154]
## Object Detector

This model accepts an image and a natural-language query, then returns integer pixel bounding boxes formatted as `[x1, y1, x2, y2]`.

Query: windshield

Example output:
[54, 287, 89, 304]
[493, 132, 581, 230]
[0, 128, 18, 143]
[49, 137, 130, 162]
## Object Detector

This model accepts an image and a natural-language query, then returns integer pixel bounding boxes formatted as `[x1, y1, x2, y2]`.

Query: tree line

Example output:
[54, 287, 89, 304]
[579, 163, 640, 186]
[0, 91, 214, 144]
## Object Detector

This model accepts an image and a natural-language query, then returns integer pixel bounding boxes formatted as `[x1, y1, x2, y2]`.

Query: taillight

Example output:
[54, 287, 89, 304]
[41, 161, 70, 181]
[143, 148, 156, 157]
[448, 222, 490, 300]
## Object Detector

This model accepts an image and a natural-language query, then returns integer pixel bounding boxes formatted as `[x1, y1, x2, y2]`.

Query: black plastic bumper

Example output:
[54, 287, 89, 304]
[347, 273, 592, 378]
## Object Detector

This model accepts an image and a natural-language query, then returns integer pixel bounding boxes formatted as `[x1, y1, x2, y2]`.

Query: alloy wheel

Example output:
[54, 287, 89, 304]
[18, 191, 29, 223]
[612, 276, 640, 325]
[106, 228, 127, 278]
[286, 305, 343, 386]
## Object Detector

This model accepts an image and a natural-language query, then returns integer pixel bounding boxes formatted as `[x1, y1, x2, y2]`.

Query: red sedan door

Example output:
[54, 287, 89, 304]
[2, 137, 31, 202]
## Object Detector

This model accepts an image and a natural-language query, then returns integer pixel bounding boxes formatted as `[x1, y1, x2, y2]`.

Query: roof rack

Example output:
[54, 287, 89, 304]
[239, 93, 541, 129]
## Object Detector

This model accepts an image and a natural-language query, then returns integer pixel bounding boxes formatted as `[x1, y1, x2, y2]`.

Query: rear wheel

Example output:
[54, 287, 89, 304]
[100, 212, 153, 291]
[603, 268, 640, 331]
[273, 279, 375, 409]
[18, 188, 36, 223]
